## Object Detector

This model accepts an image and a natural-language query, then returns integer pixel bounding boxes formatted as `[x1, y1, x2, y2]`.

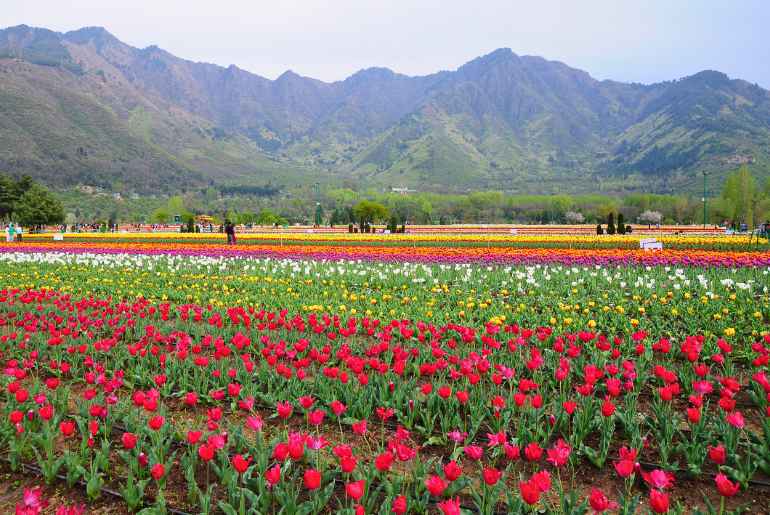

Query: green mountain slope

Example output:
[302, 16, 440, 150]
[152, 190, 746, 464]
[1, 24, 769, 195]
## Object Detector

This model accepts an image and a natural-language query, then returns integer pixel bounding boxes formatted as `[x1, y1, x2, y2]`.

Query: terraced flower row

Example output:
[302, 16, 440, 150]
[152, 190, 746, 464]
[1, 252, 769, 513]
[23, 232, 767, 252]
[3, 241, 770, 268]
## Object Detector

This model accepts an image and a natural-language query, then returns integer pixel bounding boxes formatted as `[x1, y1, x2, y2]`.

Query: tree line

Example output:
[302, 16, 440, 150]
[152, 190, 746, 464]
[30, 165, 770, 228]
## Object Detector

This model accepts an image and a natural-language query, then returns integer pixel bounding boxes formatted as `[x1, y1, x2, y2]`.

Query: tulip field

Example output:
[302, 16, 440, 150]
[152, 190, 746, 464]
[0, 234, 769, 514]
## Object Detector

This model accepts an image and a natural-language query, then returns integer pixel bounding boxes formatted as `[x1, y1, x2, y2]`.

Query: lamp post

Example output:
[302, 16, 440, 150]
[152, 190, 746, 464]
[702, 171, 708, 229]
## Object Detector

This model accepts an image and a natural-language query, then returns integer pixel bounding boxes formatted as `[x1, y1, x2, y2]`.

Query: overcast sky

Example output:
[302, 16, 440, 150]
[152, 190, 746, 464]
[3, 0, 768, 87]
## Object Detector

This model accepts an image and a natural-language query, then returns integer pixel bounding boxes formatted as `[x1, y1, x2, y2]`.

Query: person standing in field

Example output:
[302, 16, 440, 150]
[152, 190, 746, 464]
[225, 220, 236, 245]
[5, 222, 15, 242]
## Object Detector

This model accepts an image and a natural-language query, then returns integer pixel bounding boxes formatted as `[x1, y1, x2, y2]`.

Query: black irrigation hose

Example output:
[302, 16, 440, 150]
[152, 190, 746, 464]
[0, 456, 194, 515]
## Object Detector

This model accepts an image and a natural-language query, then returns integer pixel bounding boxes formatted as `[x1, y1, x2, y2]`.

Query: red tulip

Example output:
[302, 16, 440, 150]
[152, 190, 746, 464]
[59, 420, 76, 437]
[375, 452, 394, 472]
[277, 401, 293, 419]
[726, 411, 745, 428]
[307, 409, 326, 426]
[482, 467, 502, 486]
[288, 433, 305, 460]
[443, 460, 462, 481]
[546, 439, 571, 467]
[519, 480, 540, 505]
[531, 470, 551, 492]
[346, 479, 365, 501]
[524, 442, 543, 461]
[642, 469, 674, 490]
[150, 463, 165, 481]
[438, 385, 452, 399]
[184, 392, 198, 406]
[38, 405, 54, 420]
[601, 397, 615, 417]
[562, 401, 577, 415]
[198, 444, 215, 462]
[148, 415, 164, 431]
[614, 459, 635, 478]
[463, 445, 483, 460]
[264, 464, 281, 487]
[715, 473, 739, 497]
[231, 454, 250, 474]
[15, 389, 29, 403]
[391, 495, 407, 514]
[330, 400, 347, 416]
[425, 474, 448, 496]
[437, 497, 461, 515]
[45, 377, 60, 390]
[588, 488, 618, 512]
[304, 469, 321, 490]
[121, 432, 138, 450]
[227, 383, 241, 397]
[340, 455, 357, 473]
[708, 444, 726, 465]
[649, 489, 669, 513]
[352, 419, 367, 435]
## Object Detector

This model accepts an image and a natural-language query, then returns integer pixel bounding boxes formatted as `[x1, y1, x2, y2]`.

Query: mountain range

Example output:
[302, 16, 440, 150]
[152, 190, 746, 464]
[1, 24, 769, 196]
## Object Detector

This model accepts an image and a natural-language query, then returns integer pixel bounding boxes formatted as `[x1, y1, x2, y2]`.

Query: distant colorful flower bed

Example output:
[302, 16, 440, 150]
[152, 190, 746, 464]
[24, 231, 767, 252]
[2, 240, 769, 267]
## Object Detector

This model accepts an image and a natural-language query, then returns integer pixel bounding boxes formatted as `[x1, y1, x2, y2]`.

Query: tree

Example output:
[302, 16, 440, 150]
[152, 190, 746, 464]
[13, 175, 34, 200]
[617, 213, 626, 234]
[14, 183, 64, 227]
[353, 200, 389, 227]
[721, 166, 757, 228]
[638, 210, 663, 227]
[150, 208, 171, 224]
[547, 195, 573, 223]
[0, 174, 16, 219]
[181, 213, 195, 233]
[314, 203, 324, 226]
[387, 215, 399, 233]
[596, 224, 604, 235]
[255, 209, 287, 226]
[607, 213, 616, 235]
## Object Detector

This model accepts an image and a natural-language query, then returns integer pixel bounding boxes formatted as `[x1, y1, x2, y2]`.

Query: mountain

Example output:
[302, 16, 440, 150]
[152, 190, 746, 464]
[1, 24, 769, 195]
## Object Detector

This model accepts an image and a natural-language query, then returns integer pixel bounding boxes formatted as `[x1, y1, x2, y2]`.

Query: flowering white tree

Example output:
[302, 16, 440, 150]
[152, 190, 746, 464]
[565, 211, 585, 224]
[638, 210, 663, 226]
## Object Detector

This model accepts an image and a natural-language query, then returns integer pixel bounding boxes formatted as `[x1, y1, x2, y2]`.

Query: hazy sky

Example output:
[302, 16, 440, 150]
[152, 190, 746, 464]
[3, 0, 769, 87]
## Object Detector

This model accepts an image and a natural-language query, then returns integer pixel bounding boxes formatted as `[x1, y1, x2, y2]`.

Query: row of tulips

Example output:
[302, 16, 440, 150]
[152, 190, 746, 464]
[2, 241, 770, 267]
[21, 232, 765, 252]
